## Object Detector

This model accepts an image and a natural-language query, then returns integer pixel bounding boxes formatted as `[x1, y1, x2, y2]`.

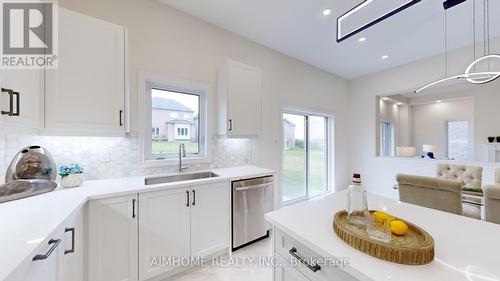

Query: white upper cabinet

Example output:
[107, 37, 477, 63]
[44, 8, 127, 136]
[218, 59, 263, 137]
[0, 64, 44, 131]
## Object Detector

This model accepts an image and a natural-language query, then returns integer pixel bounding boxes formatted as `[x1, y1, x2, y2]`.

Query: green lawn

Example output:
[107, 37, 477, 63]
[152, 140, 199, 155]
[283, 147, 326, 201]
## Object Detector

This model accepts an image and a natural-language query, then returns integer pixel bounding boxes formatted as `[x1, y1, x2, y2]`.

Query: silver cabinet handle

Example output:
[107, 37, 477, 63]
[33, 239, 61, 261]
[289, 247, 321, 272]
[64, 227, 75, 255]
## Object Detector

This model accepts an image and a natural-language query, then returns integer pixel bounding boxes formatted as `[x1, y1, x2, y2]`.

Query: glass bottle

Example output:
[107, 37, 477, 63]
[346, 173, 368, 226]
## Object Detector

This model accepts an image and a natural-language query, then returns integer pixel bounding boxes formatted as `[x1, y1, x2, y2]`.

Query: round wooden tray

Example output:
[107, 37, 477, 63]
[333, 211, 434, 265]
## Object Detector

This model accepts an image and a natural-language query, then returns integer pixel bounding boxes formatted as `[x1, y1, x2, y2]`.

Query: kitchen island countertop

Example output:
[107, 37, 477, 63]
[266, 190, 500, 281]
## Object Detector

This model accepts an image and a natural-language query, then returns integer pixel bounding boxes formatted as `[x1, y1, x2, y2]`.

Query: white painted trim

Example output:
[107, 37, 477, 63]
[123, 27, 130, 133]
[138, 72, 212, 168]
[279, 104, 335, 205]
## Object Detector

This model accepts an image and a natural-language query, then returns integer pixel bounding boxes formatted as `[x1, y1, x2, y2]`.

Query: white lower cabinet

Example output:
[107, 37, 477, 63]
[273, 229, 358, 281]
[6, 235, 62, 281]
[138, 188, 191, 280]
[274, 256, 311, 281]
[6, 207, 85, 281]
[88, 181, 230, 281]
[59, 206, 85, 281]
[190, 182, 230, 257]
[88, 194, 139, 281]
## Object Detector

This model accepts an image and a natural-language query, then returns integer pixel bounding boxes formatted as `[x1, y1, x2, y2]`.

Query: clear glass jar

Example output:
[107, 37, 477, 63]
[346, 173, 369, 226]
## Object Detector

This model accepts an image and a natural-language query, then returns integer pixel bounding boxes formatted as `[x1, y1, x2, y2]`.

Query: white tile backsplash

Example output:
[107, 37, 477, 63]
[0, 134, 251, 184]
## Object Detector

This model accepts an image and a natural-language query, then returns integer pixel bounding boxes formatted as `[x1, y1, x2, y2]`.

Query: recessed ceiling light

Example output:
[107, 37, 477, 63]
[381, 55, 389, 60]
[322, 8, 332, 16]
[382, 97, 389, 101]
[436, 100, 442, 103]
[358, 37, 367, 42]
[396, 102, 403, 106]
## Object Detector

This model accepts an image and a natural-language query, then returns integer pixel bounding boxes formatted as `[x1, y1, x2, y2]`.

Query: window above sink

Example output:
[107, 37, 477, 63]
[139, 73, 211, 168]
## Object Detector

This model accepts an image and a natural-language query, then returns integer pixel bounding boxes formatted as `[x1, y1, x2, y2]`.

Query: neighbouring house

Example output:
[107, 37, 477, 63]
[152, 97, 197, 141]
[283, 118, 296, 150]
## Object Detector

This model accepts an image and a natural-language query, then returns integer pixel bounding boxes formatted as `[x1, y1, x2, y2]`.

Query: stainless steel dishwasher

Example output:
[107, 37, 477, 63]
[232, 175, 274, 251]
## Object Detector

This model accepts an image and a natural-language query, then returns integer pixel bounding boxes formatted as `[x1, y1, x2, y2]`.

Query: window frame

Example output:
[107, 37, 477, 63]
[139, 72, 211, 168]
[281, 106, 334, 206]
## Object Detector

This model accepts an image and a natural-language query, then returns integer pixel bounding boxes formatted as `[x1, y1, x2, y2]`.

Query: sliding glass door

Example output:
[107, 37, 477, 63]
[282, 111, 329, 203]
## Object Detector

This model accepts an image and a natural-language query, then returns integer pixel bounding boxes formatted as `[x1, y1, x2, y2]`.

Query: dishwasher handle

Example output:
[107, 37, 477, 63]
[233, 182, 274, 191]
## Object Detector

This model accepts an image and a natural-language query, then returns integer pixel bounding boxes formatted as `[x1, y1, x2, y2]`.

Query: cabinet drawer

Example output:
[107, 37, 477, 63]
[274, 255, 311, 281]
[274, 229, 357, 281]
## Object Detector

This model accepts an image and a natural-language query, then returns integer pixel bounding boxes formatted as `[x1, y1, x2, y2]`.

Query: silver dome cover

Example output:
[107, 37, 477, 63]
[5, 145, 57, 183]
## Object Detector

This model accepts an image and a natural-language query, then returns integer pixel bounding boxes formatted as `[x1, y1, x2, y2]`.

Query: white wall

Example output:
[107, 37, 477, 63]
[410, 98, 474, 158]
[350, 39, 500, 198]
[56, 0, 351, 197]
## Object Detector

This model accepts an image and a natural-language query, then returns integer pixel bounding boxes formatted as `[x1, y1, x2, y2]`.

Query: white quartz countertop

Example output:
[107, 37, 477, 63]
[0, 165, 274, 281]
[265, 190, 500, 281]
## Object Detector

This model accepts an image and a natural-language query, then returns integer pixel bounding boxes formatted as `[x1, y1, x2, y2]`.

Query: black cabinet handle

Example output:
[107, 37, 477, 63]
[33, 239, 61, 261]
[228, 119, 233, 131]
[119, 110, 123, 126]
[1, 88, 14, 116]
[12, 91, 19, 116]
[289, 247, 321, 272]
[186, 191, 190, 207]
[192, 190, 196, 206]
[64, 227, 75, 255]
[132, 199, 136, 219]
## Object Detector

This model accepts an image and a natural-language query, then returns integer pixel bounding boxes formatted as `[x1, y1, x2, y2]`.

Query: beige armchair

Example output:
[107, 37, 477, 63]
[484, 169, 500, 224]
[436, 164, 483, 219]
[397, 174, 463, 215]
[436, 164, 483, 192]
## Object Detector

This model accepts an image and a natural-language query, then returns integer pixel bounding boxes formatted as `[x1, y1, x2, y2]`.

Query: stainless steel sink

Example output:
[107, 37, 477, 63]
[0, 179, 58, 203]
[145, 172, 219, 185]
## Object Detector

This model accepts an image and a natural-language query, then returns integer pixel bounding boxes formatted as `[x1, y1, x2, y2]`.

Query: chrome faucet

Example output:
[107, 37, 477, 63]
[178, 143, 187, 173]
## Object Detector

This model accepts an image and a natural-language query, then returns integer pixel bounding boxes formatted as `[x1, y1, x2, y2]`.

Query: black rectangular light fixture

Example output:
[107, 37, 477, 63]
[443, 0, 467, 10]
[337, 0, 421, 43]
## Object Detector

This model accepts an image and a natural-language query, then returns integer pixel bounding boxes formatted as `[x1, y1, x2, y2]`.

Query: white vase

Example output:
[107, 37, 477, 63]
[61, 174, 83, 188]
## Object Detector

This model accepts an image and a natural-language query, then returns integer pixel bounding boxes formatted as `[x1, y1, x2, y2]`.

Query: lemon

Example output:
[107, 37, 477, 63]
[373, 211, 395, 224]
[390, 220, 409, 236]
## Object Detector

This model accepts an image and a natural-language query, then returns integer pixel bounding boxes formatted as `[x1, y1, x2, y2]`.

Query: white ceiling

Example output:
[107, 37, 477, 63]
[159, 0, 500, 79]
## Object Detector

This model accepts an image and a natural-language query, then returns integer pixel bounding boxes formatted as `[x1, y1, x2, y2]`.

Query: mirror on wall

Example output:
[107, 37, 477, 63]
[376, 80, 500, 163]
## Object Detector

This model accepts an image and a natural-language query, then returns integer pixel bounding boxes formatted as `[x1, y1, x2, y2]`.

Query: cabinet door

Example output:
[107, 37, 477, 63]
[0, 68, 44, 129]
[226, 60, 262, 136]
[190, 182, 230, 257]
[138, 188, 190, 280]
[88, 195, 138, 281]
[58, 207, 85, 281]
[5, 236, 62, 281]
[44, 7, 125, 135]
